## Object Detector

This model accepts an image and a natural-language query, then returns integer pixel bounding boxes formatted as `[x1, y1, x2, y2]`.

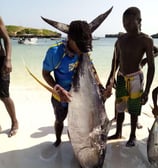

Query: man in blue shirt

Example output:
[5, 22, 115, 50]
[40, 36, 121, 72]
[42, 8, 112, 147]
[43, 21, 94, 147]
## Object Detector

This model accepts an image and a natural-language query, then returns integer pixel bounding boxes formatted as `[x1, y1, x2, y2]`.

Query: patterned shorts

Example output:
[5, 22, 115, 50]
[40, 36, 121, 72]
[116, 71, 144, 116]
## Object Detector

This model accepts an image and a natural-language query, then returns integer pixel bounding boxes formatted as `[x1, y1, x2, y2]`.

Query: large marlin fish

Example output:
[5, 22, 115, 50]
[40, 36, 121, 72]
[68, 54, 111, 168]
[147, 117, 158, 167]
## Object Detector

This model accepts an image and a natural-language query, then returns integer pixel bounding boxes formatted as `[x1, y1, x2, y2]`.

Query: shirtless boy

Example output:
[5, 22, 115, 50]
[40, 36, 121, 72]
[106, 7, 155, 147]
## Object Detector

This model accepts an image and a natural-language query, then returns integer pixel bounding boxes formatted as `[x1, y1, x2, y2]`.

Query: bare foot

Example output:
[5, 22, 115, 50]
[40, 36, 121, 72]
[136, 122, 143, 129]
[8, 122, 18, 137]
[53, 139, 61, 147]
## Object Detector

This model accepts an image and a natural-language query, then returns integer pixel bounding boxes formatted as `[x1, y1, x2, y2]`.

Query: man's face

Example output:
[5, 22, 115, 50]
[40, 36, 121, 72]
[68, 38, 82, 55]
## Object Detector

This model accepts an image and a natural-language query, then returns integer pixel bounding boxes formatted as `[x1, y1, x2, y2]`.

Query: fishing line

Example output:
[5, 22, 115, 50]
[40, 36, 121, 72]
[21, 55, 61, 102]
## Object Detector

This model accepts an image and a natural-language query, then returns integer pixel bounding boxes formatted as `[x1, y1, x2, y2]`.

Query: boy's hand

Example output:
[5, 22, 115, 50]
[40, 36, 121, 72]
[104, 85, 113, 98]
[140, 58, 147, 68]
[141, 92, 148, 105]
[152, 106, 158, 118]
[100, 84, 113, 102]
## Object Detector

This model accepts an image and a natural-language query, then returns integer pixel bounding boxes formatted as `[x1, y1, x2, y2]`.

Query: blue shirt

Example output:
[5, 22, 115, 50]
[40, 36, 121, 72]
[43, 41, 79, 91]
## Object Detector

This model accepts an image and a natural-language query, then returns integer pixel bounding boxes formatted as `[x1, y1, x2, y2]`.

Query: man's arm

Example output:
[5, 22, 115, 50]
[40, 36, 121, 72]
[42, 69, 72, 102]
[0, 17, 12, 72]
[42, 69, 56, 88]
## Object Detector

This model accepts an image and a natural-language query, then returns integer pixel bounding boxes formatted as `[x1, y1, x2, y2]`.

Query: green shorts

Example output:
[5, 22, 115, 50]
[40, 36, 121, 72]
[116, 71, 144, 116]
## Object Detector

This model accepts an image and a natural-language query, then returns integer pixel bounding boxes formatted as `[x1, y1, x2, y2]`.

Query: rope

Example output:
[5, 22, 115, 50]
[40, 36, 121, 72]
[21, 56, 61, 102]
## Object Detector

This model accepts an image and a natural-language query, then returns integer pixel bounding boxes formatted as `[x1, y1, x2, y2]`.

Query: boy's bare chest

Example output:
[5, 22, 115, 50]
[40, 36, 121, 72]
[119, 37, 145, 55]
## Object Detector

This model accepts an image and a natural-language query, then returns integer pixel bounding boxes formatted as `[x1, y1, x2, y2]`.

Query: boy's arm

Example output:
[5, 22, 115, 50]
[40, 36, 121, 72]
[141, 38, 155, 105]
[152, 87, 158, 108]
[106, 42, 119, 88]
[140, 45, 158, 68]
[101, 43, 120, 101]
[152, 87, 158, 117]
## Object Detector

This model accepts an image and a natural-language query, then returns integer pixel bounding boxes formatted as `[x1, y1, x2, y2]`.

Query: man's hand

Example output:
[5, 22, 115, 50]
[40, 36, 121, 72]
[2, 59, 12, 74]
[54, 84, 72, 102]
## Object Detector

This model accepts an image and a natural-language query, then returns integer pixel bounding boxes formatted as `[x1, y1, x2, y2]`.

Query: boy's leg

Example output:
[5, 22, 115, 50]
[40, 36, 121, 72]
[126, 114, 138, 147]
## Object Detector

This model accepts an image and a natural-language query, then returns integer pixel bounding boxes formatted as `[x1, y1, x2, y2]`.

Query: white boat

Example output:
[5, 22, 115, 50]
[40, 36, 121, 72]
[50, 37, 62, 40]
[18, 37, 38, 44]
[92, 36, 100, 40]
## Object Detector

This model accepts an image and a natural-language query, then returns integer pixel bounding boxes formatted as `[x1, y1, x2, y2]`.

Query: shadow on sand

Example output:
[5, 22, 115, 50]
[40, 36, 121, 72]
[104, 138, 152, 168]
[30, 126, 68, 138]
[0, 125, 153, 168]
[0, 141, 80, 168]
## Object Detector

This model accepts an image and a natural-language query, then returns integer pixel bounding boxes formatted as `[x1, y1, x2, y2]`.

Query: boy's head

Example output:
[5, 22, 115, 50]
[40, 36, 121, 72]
[68, 20, 92, 53]
[123, 7, 141, 33]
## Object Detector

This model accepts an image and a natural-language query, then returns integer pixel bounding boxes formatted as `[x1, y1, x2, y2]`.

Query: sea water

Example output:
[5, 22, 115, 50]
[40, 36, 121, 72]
[11, 37, 116, 87]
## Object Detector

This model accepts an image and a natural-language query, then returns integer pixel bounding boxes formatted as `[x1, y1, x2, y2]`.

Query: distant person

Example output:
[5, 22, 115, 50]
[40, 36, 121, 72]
[152, 87, 158, 117]
[42, 8, 112, 147]
[106, 7, 155, 147]
[141, 46, 158, 117]
[0, 16, 18, 137]
[141, 46, 158, 118]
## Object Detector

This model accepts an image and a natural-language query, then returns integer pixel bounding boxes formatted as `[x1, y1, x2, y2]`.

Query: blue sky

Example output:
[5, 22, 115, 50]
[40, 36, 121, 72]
[1, 0, 158, 37]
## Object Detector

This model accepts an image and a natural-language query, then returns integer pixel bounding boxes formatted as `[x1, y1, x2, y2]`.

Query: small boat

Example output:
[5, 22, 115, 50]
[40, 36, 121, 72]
[18, 37, 38, 44]
[92, 36, 100, 40]
[50, 37, 62, 40]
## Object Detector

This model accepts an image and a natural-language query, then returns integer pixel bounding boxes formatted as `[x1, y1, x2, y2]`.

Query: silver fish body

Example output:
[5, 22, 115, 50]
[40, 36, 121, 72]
[68, 54, 110, 168]
[147, 117, 158, 167]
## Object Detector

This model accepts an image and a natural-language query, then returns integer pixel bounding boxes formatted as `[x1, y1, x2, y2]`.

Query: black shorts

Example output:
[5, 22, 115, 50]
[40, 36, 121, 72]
[51, 96, 68, 123]
[0, 56, 10, 98]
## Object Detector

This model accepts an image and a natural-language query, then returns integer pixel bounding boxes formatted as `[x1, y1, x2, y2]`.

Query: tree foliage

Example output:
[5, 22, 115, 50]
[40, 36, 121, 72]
[6, 25, 61, 37]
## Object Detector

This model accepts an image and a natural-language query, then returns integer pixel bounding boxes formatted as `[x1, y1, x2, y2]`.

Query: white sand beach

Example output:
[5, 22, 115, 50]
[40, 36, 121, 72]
[0, 83, 155, 168]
